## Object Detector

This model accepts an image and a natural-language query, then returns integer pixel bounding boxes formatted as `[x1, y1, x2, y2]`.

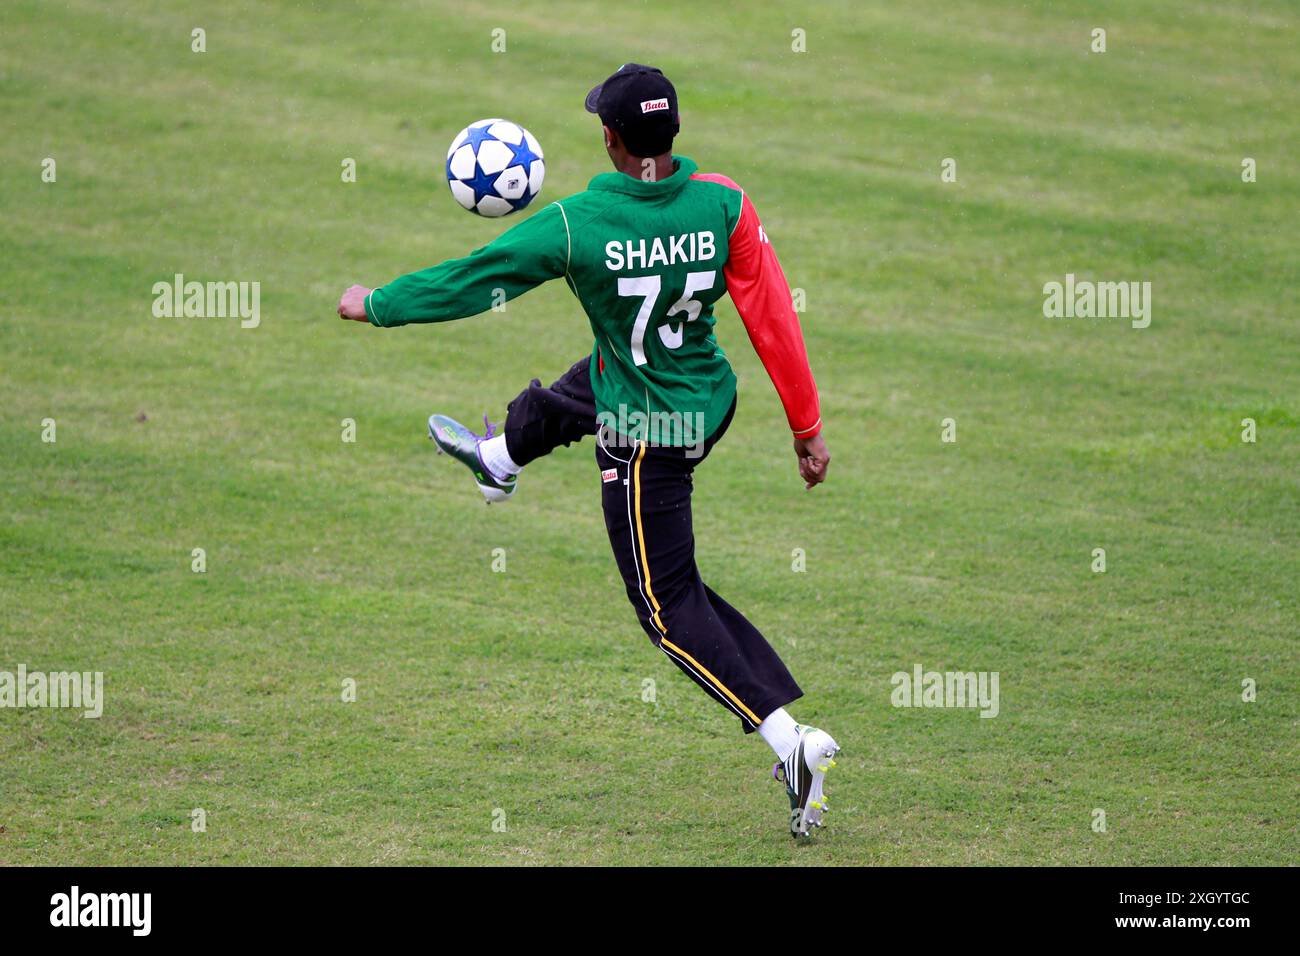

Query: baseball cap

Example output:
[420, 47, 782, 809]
[584, 63, 680, 157]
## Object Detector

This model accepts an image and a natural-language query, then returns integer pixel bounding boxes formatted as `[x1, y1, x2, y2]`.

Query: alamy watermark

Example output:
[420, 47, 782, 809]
[0, 664, 103, 718]
[890, 663, 999, 718]
[152, 273, 260, 328]
[597, 404, 707, 459]
[1043, 273, 1150, 329]
[50, 886, 150, 936]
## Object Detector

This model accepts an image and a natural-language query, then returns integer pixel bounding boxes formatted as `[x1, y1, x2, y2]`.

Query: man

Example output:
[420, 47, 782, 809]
[338, 64, 839, 838]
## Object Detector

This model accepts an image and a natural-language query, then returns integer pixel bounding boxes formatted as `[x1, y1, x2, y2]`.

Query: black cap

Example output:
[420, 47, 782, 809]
[584, 63, 679, 157]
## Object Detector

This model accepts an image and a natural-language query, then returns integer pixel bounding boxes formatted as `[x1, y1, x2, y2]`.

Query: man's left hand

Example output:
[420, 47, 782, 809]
[338, 285, 372, 322]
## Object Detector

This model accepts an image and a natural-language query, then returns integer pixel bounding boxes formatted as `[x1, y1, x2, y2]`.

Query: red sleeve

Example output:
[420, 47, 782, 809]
[694, 174, 821, 439]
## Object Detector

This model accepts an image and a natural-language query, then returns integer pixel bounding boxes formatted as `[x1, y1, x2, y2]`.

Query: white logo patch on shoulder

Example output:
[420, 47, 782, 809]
[601, 468, 619, 483]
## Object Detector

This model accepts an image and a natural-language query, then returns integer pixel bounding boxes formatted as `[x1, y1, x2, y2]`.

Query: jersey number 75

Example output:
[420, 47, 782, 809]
[618, 271, 717, 366]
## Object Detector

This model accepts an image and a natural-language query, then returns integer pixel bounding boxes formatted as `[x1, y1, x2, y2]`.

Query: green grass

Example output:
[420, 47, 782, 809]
[1, 0, 1296, 865]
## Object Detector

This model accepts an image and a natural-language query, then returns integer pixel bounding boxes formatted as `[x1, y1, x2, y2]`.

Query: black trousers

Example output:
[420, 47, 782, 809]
[504, 355, 802, 732]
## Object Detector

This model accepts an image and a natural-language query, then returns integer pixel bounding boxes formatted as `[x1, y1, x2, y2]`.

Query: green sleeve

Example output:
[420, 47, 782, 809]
[365, 203, 569, 327]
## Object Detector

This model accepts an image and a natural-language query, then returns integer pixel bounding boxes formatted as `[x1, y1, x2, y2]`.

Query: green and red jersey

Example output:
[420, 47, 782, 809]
[364, 155, 820, 443]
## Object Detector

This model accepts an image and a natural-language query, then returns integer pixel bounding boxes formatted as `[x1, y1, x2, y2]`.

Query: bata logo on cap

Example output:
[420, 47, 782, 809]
[640, 98, 670, 114]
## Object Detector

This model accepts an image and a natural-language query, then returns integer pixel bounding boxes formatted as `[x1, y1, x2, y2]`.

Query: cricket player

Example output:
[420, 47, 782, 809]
[338, 64, 839, 838]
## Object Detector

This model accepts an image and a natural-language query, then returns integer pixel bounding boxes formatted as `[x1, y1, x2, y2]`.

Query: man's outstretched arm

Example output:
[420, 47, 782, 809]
[707, 177, 829, 489]
[338, 202, 569, 326]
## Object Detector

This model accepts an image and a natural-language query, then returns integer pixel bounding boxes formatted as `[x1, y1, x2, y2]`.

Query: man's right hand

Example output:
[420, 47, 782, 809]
[793, 433, 830, 490]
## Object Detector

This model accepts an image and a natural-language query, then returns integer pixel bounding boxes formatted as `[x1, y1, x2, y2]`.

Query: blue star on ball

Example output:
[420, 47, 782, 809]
[462, 123, 499, 153]
[507, 137, 539, 173]
[462, 161, 502, 204]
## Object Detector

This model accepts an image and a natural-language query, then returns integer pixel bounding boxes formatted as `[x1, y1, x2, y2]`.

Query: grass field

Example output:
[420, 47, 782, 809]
[1, 0, 1297, 866]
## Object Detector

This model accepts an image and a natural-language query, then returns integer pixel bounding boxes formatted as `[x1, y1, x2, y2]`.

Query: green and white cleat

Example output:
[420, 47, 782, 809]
[772, 725, 840, 839]
[427, 413, 518, 504]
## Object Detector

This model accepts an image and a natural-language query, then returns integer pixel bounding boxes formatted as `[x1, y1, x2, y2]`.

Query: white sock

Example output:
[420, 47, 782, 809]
[757, 707, 801, 762]
[479, 434, 521, 481]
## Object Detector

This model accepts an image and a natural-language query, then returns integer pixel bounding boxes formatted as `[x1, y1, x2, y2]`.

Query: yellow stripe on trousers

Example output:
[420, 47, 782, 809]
[632, 442, 667, 635]
[631, 442, 762, 727]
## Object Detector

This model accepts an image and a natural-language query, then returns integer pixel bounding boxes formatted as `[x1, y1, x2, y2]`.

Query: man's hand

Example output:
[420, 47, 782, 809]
[337, 285, 372, 322]
[793, 433, 830, 490]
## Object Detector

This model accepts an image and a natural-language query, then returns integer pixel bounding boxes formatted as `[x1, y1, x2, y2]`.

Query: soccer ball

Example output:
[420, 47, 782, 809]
[445, 118, 545, 218]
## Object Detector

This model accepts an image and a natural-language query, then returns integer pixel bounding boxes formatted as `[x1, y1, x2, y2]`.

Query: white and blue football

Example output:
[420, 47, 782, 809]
[445, 118, 545, 217]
